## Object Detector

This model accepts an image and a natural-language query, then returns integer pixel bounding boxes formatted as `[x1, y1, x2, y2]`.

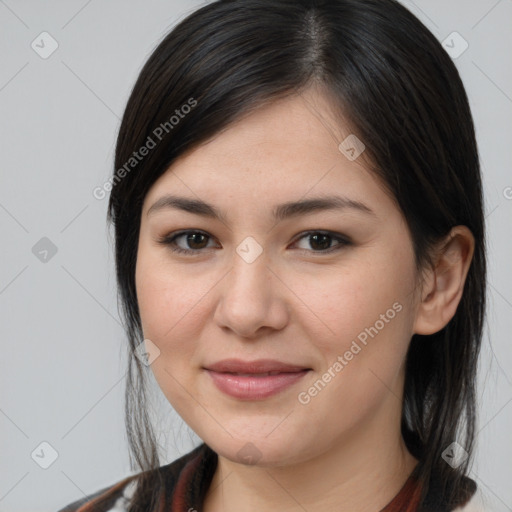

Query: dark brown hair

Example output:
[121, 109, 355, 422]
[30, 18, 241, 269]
[102, 0, 487, 510]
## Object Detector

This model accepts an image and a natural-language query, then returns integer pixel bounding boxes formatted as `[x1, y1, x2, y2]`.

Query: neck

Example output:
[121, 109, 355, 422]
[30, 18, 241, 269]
[203, 394, 418, 512]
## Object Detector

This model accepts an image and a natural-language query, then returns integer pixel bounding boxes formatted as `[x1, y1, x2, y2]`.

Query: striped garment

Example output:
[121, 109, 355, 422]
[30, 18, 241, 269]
[57, 443, 480, 512]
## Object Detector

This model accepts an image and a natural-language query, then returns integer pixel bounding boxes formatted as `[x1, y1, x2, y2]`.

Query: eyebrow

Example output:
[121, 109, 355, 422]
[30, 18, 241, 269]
[146, 194, 377, 222]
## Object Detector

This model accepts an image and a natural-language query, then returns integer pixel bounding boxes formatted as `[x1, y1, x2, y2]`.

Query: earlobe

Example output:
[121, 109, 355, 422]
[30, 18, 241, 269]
[412, 226, 475, 336]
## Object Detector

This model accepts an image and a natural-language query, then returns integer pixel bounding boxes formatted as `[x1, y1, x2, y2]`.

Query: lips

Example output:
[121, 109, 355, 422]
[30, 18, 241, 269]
[227, 371, 284, 376]
[204, 358, 311, 374]
[203, 359, 312, 400]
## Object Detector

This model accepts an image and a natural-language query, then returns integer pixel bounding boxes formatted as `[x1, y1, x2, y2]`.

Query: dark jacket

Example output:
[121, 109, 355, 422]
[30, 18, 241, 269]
[57, 443, 214, 512]
[57, 442, 475, 512]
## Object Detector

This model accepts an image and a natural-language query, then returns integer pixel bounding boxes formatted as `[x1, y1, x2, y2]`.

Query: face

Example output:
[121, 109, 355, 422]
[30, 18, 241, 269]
[136, 86, 422, 468]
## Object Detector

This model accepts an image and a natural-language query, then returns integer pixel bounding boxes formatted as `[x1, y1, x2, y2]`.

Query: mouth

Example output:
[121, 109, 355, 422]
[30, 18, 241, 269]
[218, 371, 299, 376]
[203, 363, 311, 400]
[203, 358, 312, 375]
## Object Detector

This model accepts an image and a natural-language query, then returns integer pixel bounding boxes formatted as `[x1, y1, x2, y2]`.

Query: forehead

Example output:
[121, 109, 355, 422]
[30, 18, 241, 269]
[142, 89, 396, 220]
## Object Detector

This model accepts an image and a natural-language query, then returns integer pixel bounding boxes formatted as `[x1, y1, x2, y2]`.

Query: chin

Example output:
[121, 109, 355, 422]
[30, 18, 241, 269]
[206, 434, 310, 468]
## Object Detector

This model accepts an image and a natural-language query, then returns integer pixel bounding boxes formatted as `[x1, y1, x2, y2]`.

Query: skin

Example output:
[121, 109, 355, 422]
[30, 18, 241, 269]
[135, 85, 475, 512]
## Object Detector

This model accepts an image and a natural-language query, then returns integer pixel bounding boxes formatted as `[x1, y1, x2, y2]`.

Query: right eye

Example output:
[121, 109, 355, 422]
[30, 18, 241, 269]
[157, 230, 219, 255]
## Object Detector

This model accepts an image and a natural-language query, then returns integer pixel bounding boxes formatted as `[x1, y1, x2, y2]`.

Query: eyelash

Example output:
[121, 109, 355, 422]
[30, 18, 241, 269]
[156, 230, 352, 256]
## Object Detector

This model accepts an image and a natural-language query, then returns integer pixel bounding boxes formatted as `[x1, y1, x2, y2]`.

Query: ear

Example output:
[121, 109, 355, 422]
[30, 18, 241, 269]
[413, 226, 475, 336]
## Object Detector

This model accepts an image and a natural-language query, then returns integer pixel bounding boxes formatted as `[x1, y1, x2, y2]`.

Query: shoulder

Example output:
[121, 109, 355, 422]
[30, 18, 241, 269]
[452, 484, 500, 512]
[56, 443, 211, 512]
[56, 477, 138, 512]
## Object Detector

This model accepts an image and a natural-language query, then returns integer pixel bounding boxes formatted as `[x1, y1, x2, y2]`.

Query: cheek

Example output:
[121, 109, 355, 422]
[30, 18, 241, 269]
[135, 254, 196, 365]
[296, 271, 413, 426]
[135, 259, 204, 409]
[329, 265, 414, 374]
[136, 246, 198, 337]
[295, 260, 411, 352]
[294, 259, 416, 418]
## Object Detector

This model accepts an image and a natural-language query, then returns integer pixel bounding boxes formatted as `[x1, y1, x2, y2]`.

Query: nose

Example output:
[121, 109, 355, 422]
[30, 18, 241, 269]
[213, 250, 289, 339]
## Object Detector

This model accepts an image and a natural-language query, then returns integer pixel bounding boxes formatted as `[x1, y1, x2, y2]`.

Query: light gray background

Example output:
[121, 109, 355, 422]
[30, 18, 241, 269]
[0, 1, 511, 511]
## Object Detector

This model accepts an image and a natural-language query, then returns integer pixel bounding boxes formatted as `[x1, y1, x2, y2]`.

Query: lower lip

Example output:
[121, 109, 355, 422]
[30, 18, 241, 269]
[205, 369, 310, 400]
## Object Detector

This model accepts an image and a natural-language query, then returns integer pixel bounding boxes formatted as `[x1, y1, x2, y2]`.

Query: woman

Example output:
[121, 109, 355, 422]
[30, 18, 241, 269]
[58, 0, 488, 510]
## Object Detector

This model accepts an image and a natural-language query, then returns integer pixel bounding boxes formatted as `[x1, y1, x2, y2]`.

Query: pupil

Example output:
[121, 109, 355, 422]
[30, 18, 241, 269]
[188, 233, 207, 249]
[311, 234, 330, 250]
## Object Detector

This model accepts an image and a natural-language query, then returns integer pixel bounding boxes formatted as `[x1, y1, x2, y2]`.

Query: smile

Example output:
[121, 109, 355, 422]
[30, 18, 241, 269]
[205, 369, 310, 400]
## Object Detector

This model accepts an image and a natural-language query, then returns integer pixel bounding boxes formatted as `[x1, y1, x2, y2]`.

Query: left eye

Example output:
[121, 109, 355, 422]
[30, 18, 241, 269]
[293, 231, 351, 252]
[157, 230, 351, 255]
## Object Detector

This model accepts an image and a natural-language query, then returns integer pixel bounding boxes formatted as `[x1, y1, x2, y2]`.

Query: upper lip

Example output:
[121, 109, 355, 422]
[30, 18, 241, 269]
[204, 358, 311, 374]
